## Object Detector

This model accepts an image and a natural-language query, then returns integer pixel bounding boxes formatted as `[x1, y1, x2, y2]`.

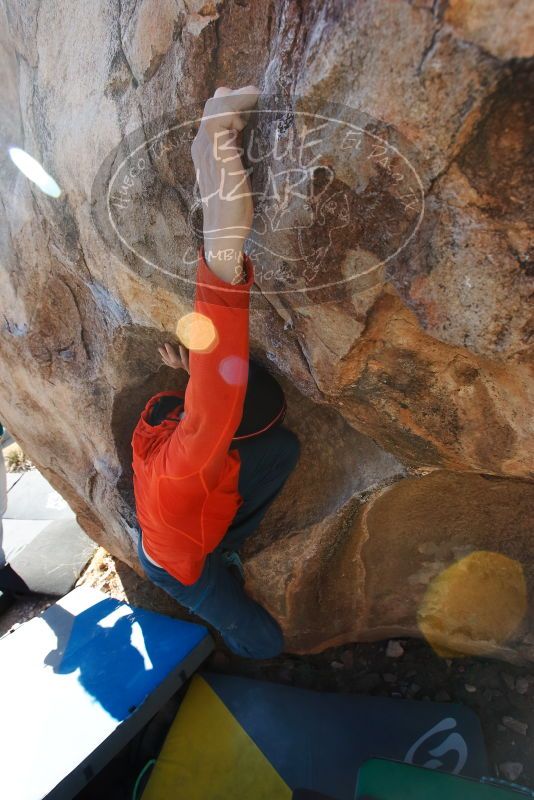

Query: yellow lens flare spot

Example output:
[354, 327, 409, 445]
[176, 312, 218, 353]
[418, 551, 527, 659]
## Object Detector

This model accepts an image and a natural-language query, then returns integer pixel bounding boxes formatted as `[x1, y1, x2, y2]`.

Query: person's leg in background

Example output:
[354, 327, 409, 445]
[137, 424, 300, 659]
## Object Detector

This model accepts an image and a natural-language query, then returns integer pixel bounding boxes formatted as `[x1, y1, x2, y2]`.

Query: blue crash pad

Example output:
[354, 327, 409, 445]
[0, 586, 213, 800]
[203, 672, 488, 799]
[141, 672, 489, 800]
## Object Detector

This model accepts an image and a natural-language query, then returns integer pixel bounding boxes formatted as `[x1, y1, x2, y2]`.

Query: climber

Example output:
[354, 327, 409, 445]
[132, 85, 301, 659]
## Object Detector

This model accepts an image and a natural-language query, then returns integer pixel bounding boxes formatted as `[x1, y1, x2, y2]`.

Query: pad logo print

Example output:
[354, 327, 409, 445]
[91, 96, 427, 308]
[405, 717, 468, 774]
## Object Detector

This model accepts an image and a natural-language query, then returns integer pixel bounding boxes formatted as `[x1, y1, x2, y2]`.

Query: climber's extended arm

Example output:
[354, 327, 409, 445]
[192, 84, 259, 281]
[159, 85, 259, 489]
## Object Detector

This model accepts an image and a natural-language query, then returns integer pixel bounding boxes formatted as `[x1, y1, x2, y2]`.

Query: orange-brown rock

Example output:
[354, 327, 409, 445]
[245, 470, 534, 663]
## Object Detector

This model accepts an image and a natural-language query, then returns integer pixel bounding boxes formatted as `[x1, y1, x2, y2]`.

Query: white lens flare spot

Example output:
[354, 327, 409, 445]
[176, 312, 217, 353]
[219, 355, 248, 386]
[9, 147, 62, 198]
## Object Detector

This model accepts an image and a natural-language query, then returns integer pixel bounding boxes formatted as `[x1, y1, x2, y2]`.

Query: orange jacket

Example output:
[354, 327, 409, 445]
[131, 244, 254, 585]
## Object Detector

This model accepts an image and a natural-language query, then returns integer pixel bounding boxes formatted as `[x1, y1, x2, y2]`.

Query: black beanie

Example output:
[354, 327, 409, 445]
[148, 359, 286, 439]
[232, 359, 286, 440]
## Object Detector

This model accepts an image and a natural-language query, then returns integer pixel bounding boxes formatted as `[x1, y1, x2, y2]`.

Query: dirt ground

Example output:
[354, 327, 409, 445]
[1, 543, 532, 790]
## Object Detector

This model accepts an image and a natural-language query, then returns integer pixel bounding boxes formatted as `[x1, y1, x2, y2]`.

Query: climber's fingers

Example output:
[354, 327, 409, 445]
[157, 345, 173, 368]
[158, 342, 186, 371]
[213, 86, 232, 98]
[200, 84, 260, 136]
[179, 343, 190, 374]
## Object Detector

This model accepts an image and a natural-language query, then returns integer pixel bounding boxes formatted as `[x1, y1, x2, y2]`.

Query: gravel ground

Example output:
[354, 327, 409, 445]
[1, 546, 532, 790]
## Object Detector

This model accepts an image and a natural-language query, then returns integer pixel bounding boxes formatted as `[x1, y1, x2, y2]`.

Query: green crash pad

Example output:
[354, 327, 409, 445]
[355, 759, 529, 799]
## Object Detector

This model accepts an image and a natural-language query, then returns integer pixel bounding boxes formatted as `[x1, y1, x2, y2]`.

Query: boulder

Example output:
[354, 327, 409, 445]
[0, 0, 532, 659]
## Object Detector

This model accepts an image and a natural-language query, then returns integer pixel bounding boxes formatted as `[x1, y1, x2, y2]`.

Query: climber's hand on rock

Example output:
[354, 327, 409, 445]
[158, 342, 190, 374]
[191, 84, 260, 282]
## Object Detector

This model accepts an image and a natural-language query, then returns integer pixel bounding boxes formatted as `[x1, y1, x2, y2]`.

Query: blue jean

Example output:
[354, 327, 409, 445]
[137, 425, 300, 659]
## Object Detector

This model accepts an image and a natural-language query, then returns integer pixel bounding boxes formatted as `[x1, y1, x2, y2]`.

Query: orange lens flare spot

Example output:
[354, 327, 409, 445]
[418, 550, 527, 658]
[176, 312, 217, 353]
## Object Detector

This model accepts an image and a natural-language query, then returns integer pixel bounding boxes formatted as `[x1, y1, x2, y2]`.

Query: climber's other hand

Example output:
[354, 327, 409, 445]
[158, 342, 190, 374]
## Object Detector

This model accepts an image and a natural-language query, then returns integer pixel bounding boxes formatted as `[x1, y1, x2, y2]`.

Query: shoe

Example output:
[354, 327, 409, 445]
[221, 550, 245, 583]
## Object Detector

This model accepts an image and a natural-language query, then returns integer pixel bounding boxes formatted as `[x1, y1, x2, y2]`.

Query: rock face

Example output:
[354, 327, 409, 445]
[0, 0, 533, 660]
[246, 469, 534, 661]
